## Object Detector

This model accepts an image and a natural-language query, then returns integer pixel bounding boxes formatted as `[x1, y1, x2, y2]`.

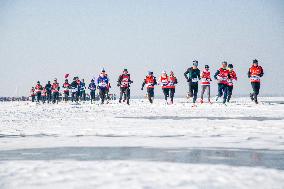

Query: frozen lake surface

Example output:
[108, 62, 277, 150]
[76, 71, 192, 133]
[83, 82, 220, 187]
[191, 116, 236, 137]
[0, 97, 284, 188]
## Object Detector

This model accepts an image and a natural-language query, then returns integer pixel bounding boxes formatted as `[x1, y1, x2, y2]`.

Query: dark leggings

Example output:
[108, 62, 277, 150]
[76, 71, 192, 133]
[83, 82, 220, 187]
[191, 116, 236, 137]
[64, 91, 69, 102]
[251, 82, 260, 102]
[47, 91, 52, 103]
[169, 88, 175, 103]
[162, 88, 169, 101]
[119, 87, 130, 103]
[217, 83, 228, 103]
[99, 88, 107, 104]
[52, 92, 59, 104]
[190, 83, 198, 103]
[36, 93, 41, 102]
[71, 92, 79, 102]
[147, 88, 154, 103]
[227, 86, 233, 102]
[90, 91, 96, 102]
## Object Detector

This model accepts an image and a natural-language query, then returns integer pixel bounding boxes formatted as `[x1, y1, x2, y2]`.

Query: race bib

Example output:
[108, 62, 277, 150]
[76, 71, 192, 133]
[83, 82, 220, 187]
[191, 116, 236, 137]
[218, 76, 227, 81]
[250, 76, 260, 81]
[192, 78, 198, 82]
[146, 83, 153, 87]
[99, 82, 107, 87]
[71, 88, 77, 93]
[201, 78, 209, 82]
[121, 82, 129, 86]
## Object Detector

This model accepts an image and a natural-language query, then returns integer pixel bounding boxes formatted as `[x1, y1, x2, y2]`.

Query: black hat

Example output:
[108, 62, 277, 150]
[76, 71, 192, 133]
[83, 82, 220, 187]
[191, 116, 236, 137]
[205, 65, 209, 68]
[253, 59, 258, 63]
[228, 64, 233, 68]
[222, 61, 228, 65]
[123, 68, 128, 72]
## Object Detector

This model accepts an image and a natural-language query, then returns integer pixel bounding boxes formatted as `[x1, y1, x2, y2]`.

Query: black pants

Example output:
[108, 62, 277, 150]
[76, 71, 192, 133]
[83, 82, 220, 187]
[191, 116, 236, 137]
[36, 92, 41, 102]
[99, 88, 107, 104]
[71, 92, 79, 102]
[119, 87, 130, 104]
[217, 83, 228, 103]
[31, 95, 35, 102]
[80, 90, 86, 101]
[64, 91, 69, 101]
[162, 88, 169, 101]
[169, 88, 175, 103]
[147, 88, 154, 103]
[251, 82, 260, 103]
[52, 92, 59, 104]
[227, 86, 233, 102]
[190, 83, 198, 103]
[42, 96, 46, 103]
[90, 91, 96, 103]
[46, 91, 52, 103]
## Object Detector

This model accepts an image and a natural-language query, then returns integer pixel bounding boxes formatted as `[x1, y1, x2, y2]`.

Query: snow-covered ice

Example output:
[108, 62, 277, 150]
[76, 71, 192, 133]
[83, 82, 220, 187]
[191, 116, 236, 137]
[0, 97, 284, 188]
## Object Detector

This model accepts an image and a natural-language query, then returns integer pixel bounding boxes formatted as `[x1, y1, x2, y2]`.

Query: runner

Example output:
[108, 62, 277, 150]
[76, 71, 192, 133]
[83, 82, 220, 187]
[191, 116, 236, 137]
[141, 71, 157, 104]
[248, 59, 264, 104]
[200, 65, 212, 103]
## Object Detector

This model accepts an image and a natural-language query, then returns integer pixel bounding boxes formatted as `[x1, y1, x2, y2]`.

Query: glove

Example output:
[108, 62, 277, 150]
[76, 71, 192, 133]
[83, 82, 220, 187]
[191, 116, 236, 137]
[141, 87, 143, 91]
[187, 78, 191, 82]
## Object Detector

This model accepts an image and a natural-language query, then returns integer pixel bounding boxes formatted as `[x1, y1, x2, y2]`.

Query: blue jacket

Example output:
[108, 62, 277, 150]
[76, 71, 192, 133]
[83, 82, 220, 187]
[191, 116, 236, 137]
[97, 76, 109, 89]
[80, 82, 86, 91]
[88, 83, 96, 91]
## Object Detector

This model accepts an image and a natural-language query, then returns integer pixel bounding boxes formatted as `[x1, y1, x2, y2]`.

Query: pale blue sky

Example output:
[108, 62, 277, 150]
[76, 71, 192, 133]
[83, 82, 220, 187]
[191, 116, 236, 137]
[0, 0, 283, 97]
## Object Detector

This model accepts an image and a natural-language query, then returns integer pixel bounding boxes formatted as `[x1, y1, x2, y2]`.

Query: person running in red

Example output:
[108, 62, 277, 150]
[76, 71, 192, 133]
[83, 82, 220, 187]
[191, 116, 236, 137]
[214, 61, 230, 104]
[52, 78, 60, 104]
[35, 81, 43, 102]
[227, 64, 237, 102]
[117, 69, 133, 105]
[41, 87, 47, 104]
[141, 71, 157, 104]
[62, 79, 70, 102]
[158, 71, 171, 104]
[200, 65, 212, 103]
[167, 71, 178, 104]
[248, 59, 264, 104]
[30, 87, 36, 102]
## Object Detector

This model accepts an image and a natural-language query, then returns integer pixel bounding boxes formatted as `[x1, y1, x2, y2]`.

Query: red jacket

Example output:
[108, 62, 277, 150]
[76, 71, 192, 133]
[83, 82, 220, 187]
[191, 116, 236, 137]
[145, 75, 156, 88]
[217, 68, 230, 85]
[119, 74, 131, 88]
[30, 88, 36, 96]
[227, 70, 237, 86]
[159, 75, 170, 89]
[201, 70, 211, 85]
[63, 83, 70, 92]
[35, 84, 43, 93]
[52, 83, 60, 93]
[248, 66, 263, 83]
[168, 75, 177, 89]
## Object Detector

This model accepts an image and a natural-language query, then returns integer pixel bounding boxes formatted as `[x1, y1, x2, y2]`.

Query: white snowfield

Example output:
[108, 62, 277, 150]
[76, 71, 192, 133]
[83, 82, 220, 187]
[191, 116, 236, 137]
[0, 97, 284, 189]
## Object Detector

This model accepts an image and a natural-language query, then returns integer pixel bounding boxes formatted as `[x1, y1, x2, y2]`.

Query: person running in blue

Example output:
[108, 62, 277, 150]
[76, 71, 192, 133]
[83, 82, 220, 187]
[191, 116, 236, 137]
[97, 69, 109, 104]
[88, 79, 96, 104]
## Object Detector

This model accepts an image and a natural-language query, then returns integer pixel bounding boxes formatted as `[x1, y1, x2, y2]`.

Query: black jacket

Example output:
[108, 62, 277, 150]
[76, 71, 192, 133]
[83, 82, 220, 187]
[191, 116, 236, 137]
[184, 67, 201, 81]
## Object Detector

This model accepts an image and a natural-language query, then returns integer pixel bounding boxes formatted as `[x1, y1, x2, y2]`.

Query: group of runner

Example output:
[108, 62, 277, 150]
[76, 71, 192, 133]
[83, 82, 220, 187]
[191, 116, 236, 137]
[30, 59, 264, 105]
